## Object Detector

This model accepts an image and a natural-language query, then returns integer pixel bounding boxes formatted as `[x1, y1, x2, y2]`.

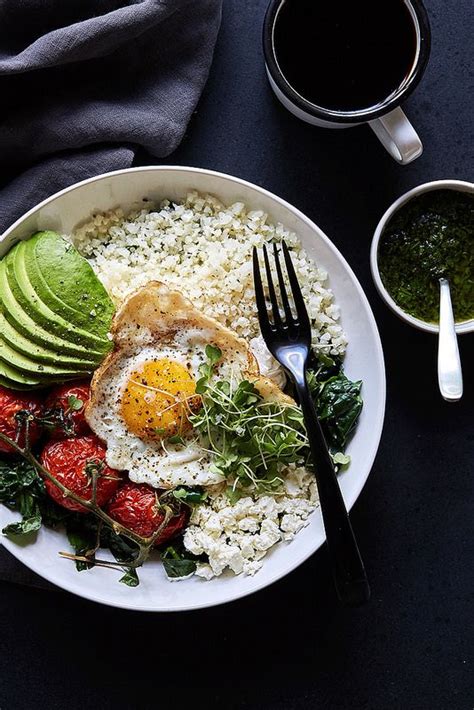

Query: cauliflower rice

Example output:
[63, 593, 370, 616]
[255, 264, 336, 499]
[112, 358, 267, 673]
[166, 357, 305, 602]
[72, 191, 347, 356]
[71, 191, 347, 579]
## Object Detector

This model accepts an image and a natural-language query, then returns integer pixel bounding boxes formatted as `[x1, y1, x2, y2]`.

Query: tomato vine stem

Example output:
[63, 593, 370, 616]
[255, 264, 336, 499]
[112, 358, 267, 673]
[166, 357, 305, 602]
[0, 431, 174, 570]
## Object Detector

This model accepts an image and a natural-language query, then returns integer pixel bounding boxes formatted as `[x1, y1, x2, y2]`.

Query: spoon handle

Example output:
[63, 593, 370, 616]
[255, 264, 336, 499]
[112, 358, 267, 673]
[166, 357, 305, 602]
[438, 278, 463, 402]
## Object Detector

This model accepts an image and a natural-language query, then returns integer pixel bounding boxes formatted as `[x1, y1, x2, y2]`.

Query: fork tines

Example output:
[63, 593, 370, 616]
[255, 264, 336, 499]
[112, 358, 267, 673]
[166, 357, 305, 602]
[253, 240, 311, 334]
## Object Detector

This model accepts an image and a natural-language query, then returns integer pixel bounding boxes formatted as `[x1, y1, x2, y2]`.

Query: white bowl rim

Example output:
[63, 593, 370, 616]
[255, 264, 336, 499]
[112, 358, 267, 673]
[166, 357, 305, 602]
[370, 178, 474, 334]
[0, 165, 386, 611]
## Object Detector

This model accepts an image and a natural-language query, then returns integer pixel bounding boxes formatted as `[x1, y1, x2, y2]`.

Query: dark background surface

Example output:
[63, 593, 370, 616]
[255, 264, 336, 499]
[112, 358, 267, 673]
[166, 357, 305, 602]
[1, 1, 473, 708]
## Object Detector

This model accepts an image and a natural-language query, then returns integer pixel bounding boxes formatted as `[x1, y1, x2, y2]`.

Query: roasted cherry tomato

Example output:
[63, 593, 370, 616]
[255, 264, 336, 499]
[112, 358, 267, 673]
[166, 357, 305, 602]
[0, 386, 43, 454]
[45, 381, 91, 439]
[107, 482, 189, 544]
[40, 435, 122, 512]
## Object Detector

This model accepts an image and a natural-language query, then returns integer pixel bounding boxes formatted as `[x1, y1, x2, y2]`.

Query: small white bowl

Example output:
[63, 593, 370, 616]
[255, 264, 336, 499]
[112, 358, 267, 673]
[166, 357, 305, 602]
[370, 179, 474, 334]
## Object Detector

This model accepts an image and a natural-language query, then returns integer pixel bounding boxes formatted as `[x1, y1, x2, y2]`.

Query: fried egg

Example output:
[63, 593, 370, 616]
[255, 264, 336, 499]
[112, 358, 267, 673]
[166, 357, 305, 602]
[86, 282, 291, 489]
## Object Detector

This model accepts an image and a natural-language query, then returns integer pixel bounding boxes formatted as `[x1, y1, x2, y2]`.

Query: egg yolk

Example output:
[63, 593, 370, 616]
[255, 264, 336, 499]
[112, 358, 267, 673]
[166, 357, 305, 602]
[121, 359, 201, 440]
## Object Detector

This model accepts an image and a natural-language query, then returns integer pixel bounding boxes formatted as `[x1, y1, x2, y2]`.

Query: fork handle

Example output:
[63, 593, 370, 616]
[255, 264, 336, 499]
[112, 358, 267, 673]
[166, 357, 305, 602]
[296, 380, 370, 607]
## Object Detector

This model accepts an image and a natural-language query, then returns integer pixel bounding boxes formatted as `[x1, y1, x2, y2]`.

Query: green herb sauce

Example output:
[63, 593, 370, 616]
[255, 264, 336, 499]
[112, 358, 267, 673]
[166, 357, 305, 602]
[378, 189, 474, 323]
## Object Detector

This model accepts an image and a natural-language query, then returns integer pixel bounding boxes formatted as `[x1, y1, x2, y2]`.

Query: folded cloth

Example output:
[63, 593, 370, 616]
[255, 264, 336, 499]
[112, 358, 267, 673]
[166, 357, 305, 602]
[0, 0, 223, 233]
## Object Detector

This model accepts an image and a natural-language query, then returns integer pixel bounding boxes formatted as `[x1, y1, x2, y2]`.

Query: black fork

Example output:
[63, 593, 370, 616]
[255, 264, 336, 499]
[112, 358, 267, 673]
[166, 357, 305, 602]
[253, 241, 370, 606]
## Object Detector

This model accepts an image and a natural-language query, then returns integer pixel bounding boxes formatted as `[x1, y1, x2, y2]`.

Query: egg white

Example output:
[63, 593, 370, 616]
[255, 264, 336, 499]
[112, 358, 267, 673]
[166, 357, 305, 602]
[87, 339, 247, 488]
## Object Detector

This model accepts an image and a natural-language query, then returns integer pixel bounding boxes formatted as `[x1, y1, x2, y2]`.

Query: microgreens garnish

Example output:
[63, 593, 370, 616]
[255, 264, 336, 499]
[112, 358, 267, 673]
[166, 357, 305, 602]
[67, 395, 84, 412]
[189, 346, 309, 494]
[195, 344, 223, 393]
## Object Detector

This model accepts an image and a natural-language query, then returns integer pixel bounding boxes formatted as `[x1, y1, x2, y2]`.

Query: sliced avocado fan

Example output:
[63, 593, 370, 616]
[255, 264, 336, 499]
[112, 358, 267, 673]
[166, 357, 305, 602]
[0, 359, 43, 389]
[24, 231, 114, 338]
[5, 241, 111, 352]
[0, 313, 97, 371]
[0, 263, 105, 361]
[0, 337, 83, 377]
[0, 231, 115, 390]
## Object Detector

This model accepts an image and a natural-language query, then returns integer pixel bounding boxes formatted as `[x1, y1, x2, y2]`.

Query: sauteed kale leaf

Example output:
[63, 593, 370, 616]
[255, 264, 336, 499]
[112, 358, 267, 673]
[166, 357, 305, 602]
[160, 538, 206, 579]
[0, 456, 141, 582]
[0, 458, 68, 535]
[307, 354, 363, 453]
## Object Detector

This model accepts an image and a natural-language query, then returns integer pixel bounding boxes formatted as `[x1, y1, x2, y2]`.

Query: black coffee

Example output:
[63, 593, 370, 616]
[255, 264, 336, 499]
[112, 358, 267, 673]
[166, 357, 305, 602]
[273, 0, 417, 112]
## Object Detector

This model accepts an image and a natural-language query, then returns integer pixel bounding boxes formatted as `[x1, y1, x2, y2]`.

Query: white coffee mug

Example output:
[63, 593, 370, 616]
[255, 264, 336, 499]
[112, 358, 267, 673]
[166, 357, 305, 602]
[263, 0, 431, 165]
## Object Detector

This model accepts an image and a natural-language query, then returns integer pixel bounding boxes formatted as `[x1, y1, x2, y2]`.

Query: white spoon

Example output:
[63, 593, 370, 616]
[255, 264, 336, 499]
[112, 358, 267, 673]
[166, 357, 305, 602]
[437, 277, 463, 401]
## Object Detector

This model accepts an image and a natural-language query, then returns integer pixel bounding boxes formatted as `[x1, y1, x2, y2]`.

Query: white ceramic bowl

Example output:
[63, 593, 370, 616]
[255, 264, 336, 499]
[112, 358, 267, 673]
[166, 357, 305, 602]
[0, 167, 385, 611]
[370, 179, 474, 334]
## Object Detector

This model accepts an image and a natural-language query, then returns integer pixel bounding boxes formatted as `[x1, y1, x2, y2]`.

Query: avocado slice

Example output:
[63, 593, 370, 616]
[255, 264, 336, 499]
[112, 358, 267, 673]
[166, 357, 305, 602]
[0, 359, 43, 389]
[23, 232, 115, 337]
[0, 313, 97, 371]
[5, 242, 111, 352]
[0, 336, 83, 379]
[0, 375, 41, 390]
[0, 260, 106, 361]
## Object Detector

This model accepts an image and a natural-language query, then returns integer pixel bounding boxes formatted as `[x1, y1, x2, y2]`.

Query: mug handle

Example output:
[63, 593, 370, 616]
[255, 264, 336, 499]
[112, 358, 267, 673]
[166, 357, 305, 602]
[369, 107, 423, 164]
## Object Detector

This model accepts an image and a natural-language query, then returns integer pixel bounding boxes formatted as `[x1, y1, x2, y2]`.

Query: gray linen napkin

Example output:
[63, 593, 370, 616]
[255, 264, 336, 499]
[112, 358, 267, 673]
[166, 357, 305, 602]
[0, 0, 223, 233]
[0, 0, 222, 588]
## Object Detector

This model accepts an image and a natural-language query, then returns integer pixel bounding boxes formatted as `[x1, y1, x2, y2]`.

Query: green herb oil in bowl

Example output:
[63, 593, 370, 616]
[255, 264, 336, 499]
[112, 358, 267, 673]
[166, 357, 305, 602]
[377, 189, 474, 324]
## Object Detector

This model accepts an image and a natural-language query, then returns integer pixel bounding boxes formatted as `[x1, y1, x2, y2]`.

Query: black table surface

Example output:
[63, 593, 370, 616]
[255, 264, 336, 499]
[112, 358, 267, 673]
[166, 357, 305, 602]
[1, 1, 473, 708]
